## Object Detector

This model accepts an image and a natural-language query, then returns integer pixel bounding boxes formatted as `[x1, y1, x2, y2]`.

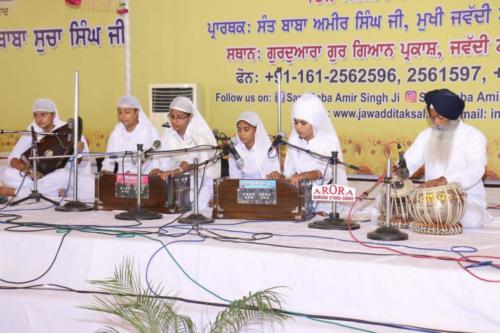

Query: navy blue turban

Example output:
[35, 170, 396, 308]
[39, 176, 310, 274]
[424, 89, 465, 120]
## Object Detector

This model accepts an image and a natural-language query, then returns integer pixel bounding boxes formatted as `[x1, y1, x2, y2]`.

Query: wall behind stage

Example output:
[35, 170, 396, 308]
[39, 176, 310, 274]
[0, 0, 126, 152]
[1, 0, 499, 179]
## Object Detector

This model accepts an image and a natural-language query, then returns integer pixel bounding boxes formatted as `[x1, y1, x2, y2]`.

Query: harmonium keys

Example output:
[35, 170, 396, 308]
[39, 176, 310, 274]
[95, 173, 191, 214]
[212, 178, 314, 221]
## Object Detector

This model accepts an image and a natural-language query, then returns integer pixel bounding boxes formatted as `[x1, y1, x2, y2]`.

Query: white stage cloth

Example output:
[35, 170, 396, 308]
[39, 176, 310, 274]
[0, 202, 499, 333]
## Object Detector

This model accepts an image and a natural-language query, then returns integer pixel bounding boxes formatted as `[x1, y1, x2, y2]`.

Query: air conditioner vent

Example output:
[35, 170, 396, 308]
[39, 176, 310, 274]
[149, 83, 198, 133]
[151, 86, 195, 113]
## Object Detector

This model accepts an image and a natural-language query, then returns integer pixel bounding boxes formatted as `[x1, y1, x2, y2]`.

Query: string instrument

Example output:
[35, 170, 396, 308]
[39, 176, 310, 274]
[21, 124, 73, 176]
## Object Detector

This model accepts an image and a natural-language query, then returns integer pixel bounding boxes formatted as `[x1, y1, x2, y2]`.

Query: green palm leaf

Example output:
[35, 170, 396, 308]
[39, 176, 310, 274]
[210, 287, 288, 333]
[83, 258, 195, 333]
[83, 258, 288, 333]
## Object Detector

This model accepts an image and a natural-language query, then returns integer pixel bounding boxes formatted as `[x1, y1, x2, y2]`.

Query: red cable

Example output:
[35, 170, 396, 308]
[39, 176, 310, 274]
[345, 198, 500, 283]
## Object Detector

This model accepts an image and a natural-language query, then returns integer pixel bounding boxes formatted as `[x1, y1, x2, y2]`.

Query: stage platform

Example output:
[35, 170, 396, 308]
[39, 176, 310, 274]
[0, 184, 499, 333]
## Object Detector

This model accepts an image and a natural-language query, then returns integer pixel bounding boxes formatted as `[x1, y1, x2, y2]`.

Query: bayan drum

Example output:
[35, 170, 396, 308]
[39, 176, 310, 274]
[378, 178, 414, 228]
[409, 183, 466, 235]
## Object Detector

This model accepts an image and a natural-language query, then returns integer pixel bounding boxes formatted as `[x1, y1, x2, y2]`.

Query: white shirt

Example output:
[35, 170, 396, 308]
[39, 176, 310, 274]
[161, 127, 218, 210]
[8, 124, 91, 175]
[228, 143, 261, 179]
[404, 121, 487, 207]
[284, 132, 348, 186]
[101, 121, 160, 174]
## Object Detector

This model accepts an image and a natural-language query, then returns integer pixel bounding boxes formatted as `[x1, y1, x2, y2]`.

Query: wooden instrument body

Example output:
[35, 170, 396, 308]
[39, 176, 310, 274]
[21, 124, 73, 176]
[94, 173, 191, 214]
[212, 178, 313, 221]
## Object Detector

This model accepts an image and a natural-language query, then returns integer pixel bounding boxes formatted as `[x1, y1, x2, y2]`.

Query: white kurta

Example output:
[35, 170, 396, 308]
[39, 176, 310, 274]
[1, 129, 90, 200]
[63, 136, 94, 202]
[404, 121, 491, 228]
[284, 132, 347, 186]
[101, 122, 161, 174]
[161, 128, 218, 210]
[229, 140, 279, 179]
[284, 132, 348, 213]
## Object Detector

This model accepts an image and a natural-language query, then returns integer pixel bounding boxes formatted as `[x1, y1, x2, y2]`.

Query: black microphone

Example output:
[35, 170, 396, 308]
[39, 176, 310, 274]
[67, 117, 83, 142]
[213, 129, 230, 141]
[143, 140, 162, 155]
[67, 119, 73, 142]
[30, 126, 37, 143]
[162, 121, 170, 128]
[268, 133, 285, 154]
[397, 143, 410, 179]
[228, 138, 244, 170]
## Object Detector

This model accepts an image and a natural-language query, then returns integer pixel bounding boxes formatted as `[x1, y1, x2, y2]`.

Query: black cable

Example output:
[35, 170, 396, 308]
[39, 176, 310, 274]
[0, 230, 70, 284]
[197, 228, 274, 242]
[0, 167, 30, 210]
[0, 213, 22, 223]
[195, 228, 398, 257]
[1, 219, 144, 231]
[0, 283, 467, 333]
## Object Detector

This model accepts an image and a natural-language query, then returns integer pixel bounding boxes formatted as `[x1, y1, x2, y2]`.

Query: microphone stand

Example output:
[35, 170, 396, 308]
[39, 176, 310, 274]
[275, 67, 284, 173]
[275, 67, 282, 134]
[10, 127, 60, 206]
[56, 71, 93, 212]
[367, 158, 408, 241]
[308, 151, 361, 230]
[279, 139, 361, 229]
[179, 153, 225, 226]
[0, 155, 6, 203]
[115, 144, 162, 220]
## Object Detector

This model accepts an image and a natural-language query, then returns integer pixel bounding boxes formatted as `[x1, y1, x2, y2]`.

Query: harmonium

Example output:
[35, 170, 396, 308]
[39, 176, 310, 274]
[212, 178, 314, 221]
[95, 173, 191, 214]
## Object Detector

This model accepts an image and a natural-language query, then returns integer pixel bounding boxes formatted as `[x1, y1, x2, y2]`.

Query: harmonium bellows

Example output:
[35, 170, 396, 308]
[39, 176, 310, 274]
[212, 178, 314, 221]
[95, 173, 191, 214]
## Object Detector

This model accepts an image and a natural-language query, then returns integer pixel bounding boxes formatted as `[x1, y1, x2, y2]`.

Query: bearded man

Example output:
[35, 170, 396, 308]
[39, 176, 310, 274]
[404, 89, 492, 229]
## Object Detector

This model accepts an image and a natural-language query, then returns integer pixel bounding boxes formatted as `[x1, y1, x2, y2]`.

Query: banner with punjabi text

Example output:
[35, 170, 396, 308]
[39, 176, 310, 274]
[202, 0, 499, 179]
[0, 0, 498, 180]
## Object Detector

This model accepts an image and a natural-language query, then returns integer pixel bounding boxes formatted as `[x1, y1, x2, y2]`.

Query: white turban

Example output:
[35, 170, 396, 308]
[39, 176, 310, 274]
[29, 98, 65, 132]
[116, 95, 153, 128]
[289, 93, 340, 148]
[169, 96, 217, 147]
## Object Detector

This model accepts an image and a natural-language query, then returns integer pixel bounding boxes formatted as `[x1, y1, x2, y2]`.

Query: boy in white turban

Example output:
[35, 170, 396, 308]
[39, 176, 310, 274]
[101, 95, 161, 174]
[0, 98, 90, 200]
[151, 96, 219, 210]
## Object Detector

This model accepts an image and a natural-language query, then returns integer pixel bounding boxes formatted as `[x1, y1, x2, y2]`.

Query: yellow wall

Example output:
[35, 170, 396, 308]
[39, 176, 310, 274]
[1, 0, 499, 178]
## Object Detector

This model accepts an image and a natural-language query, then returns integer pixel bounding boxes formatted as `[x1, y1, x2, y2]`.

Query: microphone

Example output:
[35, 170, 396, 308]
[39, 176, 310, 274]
[162, 121, 170, 128]
[268, 133, 285, 154]
[67, 117, 83, 142]
[228, 138, 244, 169]
[213, 129, 230, 141]
[397, 143, 409, 179]
[143, 140, 161, 156]
[67, 119, 73, 142]
[30, 126, 37, 143]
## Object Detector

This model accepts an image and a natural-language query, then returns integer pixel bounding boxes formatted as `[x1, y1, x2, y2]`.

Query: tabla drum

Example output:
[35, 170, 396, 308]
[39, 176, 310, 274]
[378, 178, 414, 228]
[409, 183, 466, 235]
